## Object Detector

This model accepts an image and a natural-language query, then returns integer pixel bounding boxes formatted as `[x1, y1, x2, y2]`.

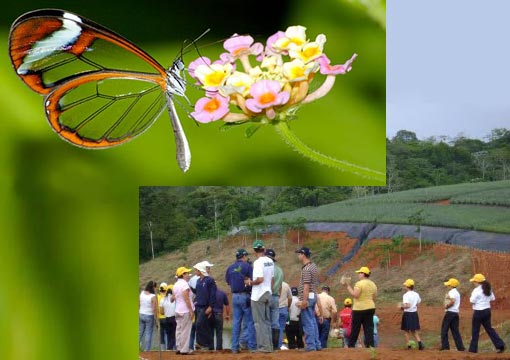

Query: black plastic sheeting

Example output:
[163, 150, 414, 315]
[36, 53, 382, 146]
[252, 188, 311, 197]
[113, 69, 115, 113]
[234, 222, 510, 277]
[257, 222, 510, 252]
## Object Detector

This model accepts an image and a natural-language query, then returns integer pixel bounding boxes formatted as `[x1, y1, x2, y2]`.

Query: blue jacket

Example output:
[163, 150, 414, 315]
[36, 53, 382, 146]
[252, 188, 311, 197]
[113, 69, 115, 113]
[225, 260, 252, 293]
[195, 276, 217, 308]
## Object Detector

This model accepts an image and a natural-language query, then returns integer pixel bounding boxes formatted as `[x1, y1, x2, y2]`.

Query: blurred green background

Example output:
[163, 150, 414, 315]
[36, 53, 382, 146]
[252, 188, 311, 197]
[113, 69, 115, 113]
[0, 0, 384, 359]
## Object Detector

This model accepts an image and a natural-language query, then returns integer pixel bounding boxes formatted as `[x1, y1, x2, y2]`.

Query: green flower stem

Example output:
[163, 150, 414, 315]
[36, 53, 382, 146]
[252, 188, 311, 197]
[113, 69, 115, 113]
[274, 121, 386, 182]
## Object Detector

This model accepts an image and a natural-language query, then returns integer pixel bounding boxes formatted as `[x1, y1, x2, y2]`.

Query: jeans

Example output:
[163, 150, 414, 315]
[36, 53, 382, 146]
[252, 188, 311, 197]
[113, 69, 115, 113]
[349, 308, 375, 348]
[239, 319, 249, 347]
[469, 308, 505, 353]
[232, 293, 256, 351]
[167, 316, 176, 350]
[251, 291, 273, 352]
[300, 296, 321, 351]
[441, 311, 465, 351]
[317, 317, 331, 348]
[213, 312, 224, 350]
[139, 313, 155, 351]
[160, 317, 169, 349]
[278, 307, 289, 348]
[270, 295, 280, 329]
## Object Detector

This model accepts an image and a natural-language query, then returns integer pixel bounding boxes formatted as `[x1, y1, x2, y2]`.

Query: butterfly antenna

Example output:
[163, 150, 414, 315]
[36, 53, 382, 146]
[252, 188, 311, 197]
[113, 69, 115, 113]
[181, 28, 211, 56]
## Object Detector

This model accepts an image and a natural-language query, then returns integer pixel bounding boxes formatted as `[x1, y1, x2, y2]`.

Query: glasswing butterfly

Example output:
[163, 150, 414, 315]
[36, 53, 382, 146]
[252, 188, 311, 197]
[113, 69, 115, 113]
[8, 9, 195, 172]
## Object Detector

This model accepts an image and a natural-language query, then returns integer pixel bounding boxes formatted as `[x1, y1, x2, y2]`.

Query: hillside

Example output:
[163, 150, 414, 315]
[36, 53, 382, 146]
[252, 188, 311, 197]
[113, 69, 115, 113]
[139, 181, 510, 354]
[140, 231, 510, 355]
[256, 180, 510, 233]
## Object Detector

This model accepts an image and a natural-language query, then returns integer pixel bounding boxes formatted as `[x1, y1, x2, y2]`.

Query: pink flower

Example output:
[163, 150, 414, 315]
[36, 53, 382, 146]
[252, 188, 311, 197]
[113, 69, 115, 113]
[188, 57, 211, 80]
[266, 31, 286, 54]
[245, 80, 290, 114]
[223, 35, 263, 58]
[317, 54, 357, 75]
[190, 94, 230, 123]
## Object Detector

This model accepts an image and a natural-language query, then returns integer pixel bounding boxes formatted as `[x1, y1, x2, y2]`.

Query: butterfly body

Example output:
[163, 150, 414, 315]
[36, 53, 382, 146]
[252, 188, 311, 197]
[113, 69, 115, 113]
[9, 9, 191, 172]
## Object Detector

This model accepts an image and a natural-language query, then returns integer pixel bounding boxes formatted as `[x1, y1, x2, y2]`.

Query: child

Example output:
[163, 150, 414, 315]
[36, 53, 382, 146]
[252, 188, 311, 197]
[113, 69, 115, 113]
[400, 279, 424, 350]
[363, 311, 380, 347]
[339, 298, 353, 347]
[286, 287, 304, 349]
[373, 312, 380, 347]
[441, 278, 465, 351]
[468, 273, 505, 353]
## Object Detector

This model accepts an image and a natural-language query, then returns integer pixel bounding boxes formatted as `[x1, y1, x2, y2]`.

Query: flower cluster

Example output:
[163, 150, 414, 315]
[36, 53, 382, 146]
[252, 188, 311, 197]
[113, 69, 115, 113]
[189, 25, 357, 124]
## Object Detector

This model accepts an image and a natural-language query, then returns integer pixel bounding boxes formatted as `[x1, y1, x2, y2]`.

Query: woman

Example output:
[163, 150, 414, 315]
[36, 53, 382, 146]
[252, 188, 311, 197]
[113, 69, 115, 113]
[160, 284, 177, 350]
[173, 267, 195, 355]
[440, 278, 465, 351]
[344, 266, 377, 348]
[400, 279, 424, 350]
[139, 280, 159, 352]
[468, 273, 505, 353]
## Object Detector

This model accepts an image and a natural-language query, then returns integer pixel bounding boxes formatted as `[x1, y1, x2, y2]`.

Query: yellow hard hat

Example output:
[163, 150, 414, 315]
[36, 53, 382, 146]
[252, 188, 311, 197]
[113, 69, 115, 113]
[175, 266, 192, 277]
[444, 278, 459, 287]
[355, 266, 370, 275]
[470, 273, 486, 283]
[403, 279, 415, 288]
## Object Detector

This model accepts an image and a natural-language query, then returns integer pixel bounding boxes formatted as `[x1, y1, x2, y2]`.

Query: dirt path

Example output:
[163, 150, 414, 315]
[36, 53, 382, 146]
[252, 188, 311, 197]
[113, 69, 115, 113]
[140, 347, 510, 360]
[140, 305, 510, 360]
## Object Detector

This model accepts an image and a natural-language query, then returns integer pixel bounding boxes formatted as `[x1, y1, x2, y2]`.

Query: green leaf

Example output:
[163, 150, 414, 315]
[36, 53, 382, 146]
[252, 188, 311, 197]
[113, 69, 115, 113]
[342, 0, 386, 30]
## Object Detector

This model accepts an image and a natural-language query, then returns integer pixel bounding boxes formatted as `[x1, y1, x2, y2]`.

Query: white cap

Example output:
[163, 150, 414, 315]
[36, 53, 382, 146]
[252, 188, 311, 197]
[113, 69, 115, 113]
[193, 262, 208, 274]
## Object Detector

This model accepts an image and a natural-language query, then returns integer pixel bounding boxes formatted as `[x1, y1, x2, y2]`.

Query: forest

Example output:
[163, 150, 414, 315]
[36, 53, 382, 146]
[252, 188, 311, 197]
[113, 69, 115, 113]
[139, 128, 510, 262]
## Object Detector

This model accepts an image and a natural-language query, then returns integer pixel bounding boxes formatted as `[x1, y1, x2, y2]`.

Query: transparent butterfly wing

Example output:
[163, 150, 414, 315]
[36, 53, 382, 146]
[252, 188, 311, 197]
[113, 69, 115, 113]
[9, 9, 191, 171]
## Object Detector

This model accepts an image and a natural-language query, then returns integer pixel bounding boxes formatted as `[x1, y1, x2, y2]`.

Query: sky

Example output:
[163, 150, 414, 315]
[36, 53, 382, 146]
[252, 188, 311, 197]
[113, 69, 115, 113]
[387, 0, 510, 140]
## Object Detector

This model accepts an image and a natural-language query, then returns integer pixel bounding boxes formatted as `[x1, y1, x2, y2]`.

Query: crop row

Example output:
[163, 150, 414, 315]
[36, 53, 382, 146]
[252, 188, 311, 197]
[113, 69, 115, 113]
[450, 187, 510, 207]
[261, 202, 510, 234]
[344, 180, 510, 204]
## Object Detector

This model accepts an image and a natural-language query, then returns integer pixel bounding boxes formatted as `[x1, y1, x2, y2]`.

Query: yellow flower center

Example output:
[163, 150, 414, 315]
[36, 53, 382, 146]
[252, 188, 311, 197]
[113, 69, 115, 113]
[204, 98, 221, 112]
[205, 71, 227, 87]
[259, 92, 276, 104]
[290, 66, 305, 79]
[290, 37, 305, 46]
[303, 46, 320, 59]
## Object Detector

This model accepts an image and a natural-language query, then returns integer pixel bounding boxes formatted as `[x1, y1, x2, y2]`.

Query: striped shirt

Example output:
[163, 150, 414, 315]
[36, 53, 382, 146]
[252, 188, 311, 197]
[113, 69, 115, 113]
[298, 261, 319, 301]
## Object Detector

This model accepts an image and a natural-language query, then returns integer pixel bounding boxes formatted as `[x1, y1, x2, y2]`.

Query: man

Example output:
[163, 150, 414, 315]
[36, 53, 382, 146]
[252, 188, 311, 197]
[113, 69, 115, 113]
[225, 249, 256, 353]
[188, 261, 214, 350]
[296, 246, 321, 351]
[213, 287, 229, 351]
[278, 281, 293, 350]
[193, 261, 217, 351]
[248, 239, 274, 352]
[317, 285, 338, 348]
[265, 248, 283, 350]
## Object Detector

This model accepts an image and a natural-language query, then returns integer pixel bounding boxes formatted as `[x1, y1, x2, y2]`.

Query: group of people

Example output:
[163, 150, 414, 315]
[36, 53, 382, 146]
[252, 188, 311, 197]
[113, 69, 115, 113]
[407, 273, 506, 353]
[138, 261, 230, 354]
[139, 241, 506, 354]
[340, 266, 505, 354]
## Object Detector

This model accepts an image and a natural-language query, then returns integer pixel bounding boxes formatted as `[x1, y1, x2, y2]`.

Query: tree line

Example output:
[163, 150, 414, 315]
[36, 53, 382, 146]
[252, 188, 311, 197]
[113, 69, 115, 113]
[139, 128, 510, 262]
[386, 128, 510, 192]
